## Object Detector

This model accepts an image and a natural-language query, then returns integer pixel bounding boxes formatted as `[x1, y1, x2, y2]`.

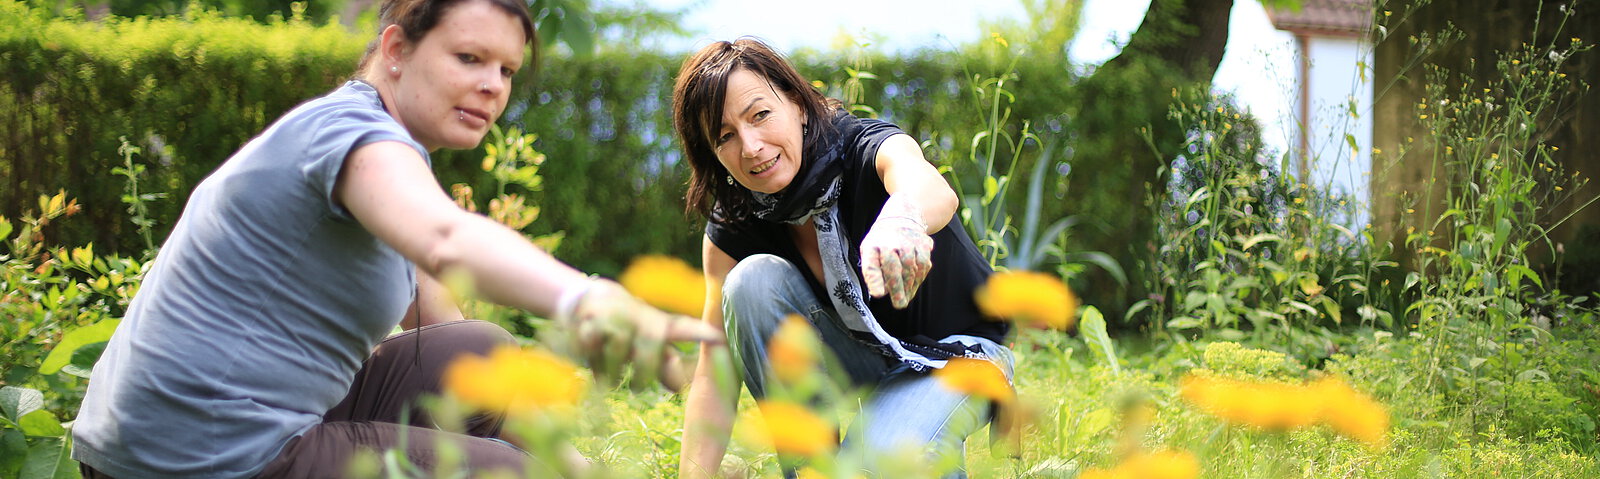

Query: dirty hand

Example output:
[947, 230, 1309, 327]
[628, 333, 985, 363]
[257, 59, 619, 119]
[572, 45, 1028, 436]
[859, 195, 934, 309]
[558, 278, 722, 389]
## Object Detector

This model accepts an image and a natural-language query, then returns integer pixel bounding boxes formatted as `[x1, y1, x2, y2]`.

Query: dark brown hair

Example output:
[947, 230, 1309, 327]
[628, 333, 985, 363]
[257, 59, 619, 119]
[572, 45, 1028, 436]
[356, 0, 539, 75]
[671, 37, 838, 223]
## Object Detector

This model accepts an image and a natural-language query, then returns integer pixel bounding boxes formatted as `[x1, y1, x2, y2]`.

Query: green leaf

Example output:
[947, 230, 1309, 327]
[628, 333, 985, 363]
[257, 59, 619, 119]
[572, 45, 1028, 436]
[39, 319, 120, 375]
[1078, 307, 1120, 375]
[1317, 295, 1343, 324]
[1506, 264, 1543, 290]
[1, 429, 26, 477]
[62, 343, 109, 379]
[19, 436, 77, 479]
[1166, 317, 1202, 329]
[0, 216, 12, 241]
[1240, 233, 1283, 250]
[17, 410, 63, 437]
[982, 175, 1000, 204]
[0, 387, 44, 424]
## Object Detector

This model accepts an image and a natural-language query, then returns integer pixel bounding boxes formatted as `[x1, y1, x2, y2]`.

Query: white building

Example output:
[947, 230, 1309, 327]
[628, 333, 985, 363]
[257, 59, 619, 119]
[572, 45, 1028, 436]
[1267, 0, 1373, 227]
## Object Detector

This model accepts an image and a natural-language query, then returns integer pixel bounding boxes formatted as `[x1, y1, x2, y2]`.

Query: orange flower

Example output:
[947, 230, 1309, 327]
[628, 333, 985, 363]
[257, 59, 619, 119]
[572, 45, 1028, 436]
[1180, 373, 1390, 448]
[755, 400, 836, 457]
[443, 344, 587, 417]
[974, 271, 1078, 329]
[1312, 377, 1390, 448]
[934, 357, 1014, 403]
[1080, 449, 1199, 479]
[619, 255, 706, 317]
[769, 315, 819, 384]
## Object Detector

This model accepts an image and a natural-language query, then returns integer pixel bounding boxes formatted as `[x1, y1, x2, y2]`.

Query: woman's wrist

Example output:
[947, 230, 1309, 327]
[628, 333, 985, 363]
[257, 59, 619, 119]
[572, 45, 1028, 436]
[553, 276, 596, 322]
[877, 195, 928, 232]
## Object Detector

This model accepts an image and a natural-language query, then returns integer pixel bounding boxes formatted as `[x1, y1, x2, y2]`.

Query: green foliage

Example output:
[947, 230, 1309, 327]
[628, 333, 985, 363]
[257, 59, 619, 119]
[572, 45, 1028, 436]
[0, 0, 367, 256]
[1137, 90, 1382, 357]
[1197, 341, 1304, 381]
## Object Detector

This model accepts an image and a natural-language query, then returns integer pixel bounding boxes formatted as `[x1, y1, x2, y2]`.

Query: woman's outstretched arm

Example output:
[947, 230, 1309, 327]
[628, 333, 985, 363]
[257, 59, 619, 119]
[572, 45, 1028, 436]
[679, 236, 741, 479]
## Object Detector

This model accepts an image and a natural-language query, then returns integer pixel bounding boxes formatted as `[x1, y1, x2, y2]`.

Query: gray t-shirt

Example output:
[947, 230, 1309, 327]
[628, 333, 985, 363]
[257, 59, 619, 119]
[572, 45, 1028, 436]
[73, 81, 429, 478]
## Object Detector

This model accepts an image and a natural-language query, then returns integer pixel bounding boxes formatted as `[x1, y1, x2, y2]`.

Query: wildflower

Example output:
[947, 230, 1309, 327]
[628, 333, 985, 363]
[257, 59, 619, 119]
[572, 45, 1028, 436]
[755, 400, 835, 457]
[1419, 114, 1429, 120]
[769, 315, 819, 384]
[1406, 208, 1415, 214]
[1079, 449, 1200, 479]
[1557, 186, 1565, 192]
[444, 345, 587, 417]
[991, 32, 1008, 48]
[1373, 147, 1383, 155]
[935, 357, 1014, 403]
[620, 255, 706, 317]
[975, 271, 1079, 329]
[1311, 377, 1390, 448]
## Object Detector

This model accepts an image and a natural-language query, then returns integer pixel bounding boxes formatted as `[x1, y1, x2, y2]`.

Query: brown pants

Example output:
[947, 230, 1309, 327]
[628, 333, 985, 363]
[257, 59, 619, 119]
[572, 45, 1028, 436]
[83, 320, 536, 478]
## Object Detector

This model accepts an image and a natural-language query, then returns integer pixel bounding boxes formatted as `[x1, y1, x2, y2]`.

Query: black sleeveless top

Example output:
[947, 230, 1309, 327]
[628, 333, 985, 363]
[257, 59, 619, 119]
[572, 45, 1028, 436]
[705, 116, 1009, 346]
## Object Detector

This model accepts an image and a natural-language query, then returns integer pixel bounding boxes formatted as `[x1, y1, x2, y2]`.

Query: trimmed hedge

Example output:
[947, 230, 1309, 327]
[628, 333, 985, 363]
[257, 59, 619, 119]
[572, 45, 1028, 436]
[1, 2, 365, 254]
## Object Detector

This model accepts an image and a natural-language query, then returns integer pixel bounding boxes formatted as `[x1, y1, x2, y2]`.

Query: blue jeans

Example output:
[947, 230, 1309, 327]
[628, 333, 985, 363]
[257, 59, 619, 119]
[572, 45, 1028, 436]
[723, 255, 1015, 478]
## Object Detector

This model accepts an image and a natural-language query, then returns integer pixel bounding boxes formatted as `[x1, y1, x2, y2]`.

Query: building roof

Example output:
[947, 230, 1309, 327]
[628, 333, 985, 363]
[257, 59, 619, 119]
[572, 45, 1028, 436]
[1267, 0, 1373, 38]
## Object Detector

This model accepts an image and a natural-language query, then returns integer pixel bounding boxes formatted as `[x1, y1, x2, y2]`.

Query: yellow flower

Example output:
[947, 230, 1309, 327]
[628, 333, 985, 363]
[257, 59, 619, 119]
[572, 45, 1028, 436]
[443, 345, 587, 417]
[1180, 374, 1320, 431]
[619, 255, 706, 317]
[975, 271, 1079, 329]
[1082, 449, 1200, 479]
[934, 357, 1014, 403]
[756, 400, 836, 457]
[1123, 449, 1201, 479]
[769, 315, 819, 384]
[1312, 377, 1390, 448]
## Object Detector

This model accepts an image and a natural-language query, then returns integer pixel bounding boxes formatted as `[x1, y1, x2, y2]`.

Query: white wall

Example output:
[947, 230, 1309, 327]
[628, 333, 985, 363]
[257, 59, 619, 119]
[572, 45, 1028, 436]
[1300, 35, 1373, 228]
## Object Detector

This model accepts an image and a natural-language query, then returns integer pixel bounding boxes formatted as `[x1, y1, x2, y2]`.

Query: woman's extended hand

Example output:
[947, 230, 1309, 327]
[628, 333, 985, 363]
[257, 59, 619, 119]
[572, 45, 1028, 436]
[860, 196, 934, 309]
[563, 279, 723, 389]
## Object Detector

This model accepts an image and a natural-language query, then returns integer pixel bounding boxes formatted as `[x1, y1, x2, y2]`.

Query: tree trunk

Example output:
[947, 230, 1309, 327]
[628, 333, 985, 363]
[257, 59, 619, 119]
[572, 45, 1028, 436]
[1068, 0, 1235, 320]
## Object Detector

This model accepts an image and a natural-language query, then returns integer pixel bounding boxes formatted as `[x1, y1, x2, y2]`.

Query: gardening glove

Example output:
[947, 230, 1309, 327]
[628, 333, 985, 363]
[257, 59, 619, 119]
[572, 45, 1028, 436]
[860, 195, 934, 309]
[556, 278, 721, 390]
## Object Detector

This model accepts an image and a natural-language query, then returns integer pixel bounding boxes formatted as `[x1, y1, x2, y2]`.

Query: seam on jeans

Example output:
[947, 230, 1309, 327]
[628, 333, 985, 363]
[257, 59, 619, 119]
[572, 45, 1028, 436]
[926, 394, 975, 445]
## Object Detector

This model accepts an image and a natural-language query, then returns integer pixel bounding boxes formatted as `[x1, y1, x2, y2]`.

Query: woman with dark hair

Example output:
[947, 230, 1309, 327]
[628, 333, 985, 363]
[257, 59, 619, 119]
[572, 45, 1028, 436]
[672, 38, 1014, 478]
[71, 1, 716, 477]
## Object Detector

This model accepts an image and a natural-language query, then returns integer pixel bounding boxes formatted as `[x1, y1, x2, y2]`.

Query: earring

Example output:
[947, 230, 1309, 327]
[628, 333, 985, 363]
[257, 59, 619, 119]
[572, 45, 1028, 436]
[725, 175, 734, 185]
[479, 83, 489, 91]
[390, 65, 399, 74]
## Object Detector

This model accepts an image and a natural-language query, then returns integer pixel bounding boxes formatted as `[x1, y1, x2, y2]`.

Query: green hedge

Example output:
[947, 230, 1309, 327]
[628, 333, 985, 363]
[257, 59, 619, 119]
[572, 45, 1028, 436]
[0, 2, 365, 254]
[3, 2, 1124, 281]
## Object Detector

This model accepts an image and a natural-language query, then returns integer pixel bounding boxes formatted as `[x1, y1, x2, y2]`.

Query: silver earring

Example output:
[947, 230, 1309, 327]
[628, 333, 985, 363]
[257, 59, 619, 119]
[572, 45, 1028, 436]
[390, 65, 399, 74]
[725, 175, 734, 185]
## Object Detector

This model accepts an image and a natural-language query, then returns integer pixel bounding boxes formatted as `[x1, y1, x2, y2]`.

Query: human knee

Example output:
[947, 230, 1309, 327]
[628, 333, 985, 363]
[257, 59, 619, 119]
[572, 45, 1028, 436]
[721, 254, 804, 331]
[429, 320, 516, 355]
[723, 254, 802, 302]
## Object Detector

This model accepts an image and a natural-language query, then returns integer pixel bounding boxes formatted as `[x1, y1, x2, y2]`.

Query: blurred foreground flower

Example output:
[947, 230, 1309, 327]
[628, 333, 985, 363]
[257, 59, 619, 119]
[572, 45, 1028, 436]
[974, 271, 1079, 329]
[934, 357, 1014, 403]
[1078, 449, 1199, 479]
[769, 315, 819, 384]
[752, 400, 836, 457]
[1311, 376, 1390, 447]
[1179, 373, 1389, 447]
[443, 344, 587, 417]
[620, 255, 706, 317]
